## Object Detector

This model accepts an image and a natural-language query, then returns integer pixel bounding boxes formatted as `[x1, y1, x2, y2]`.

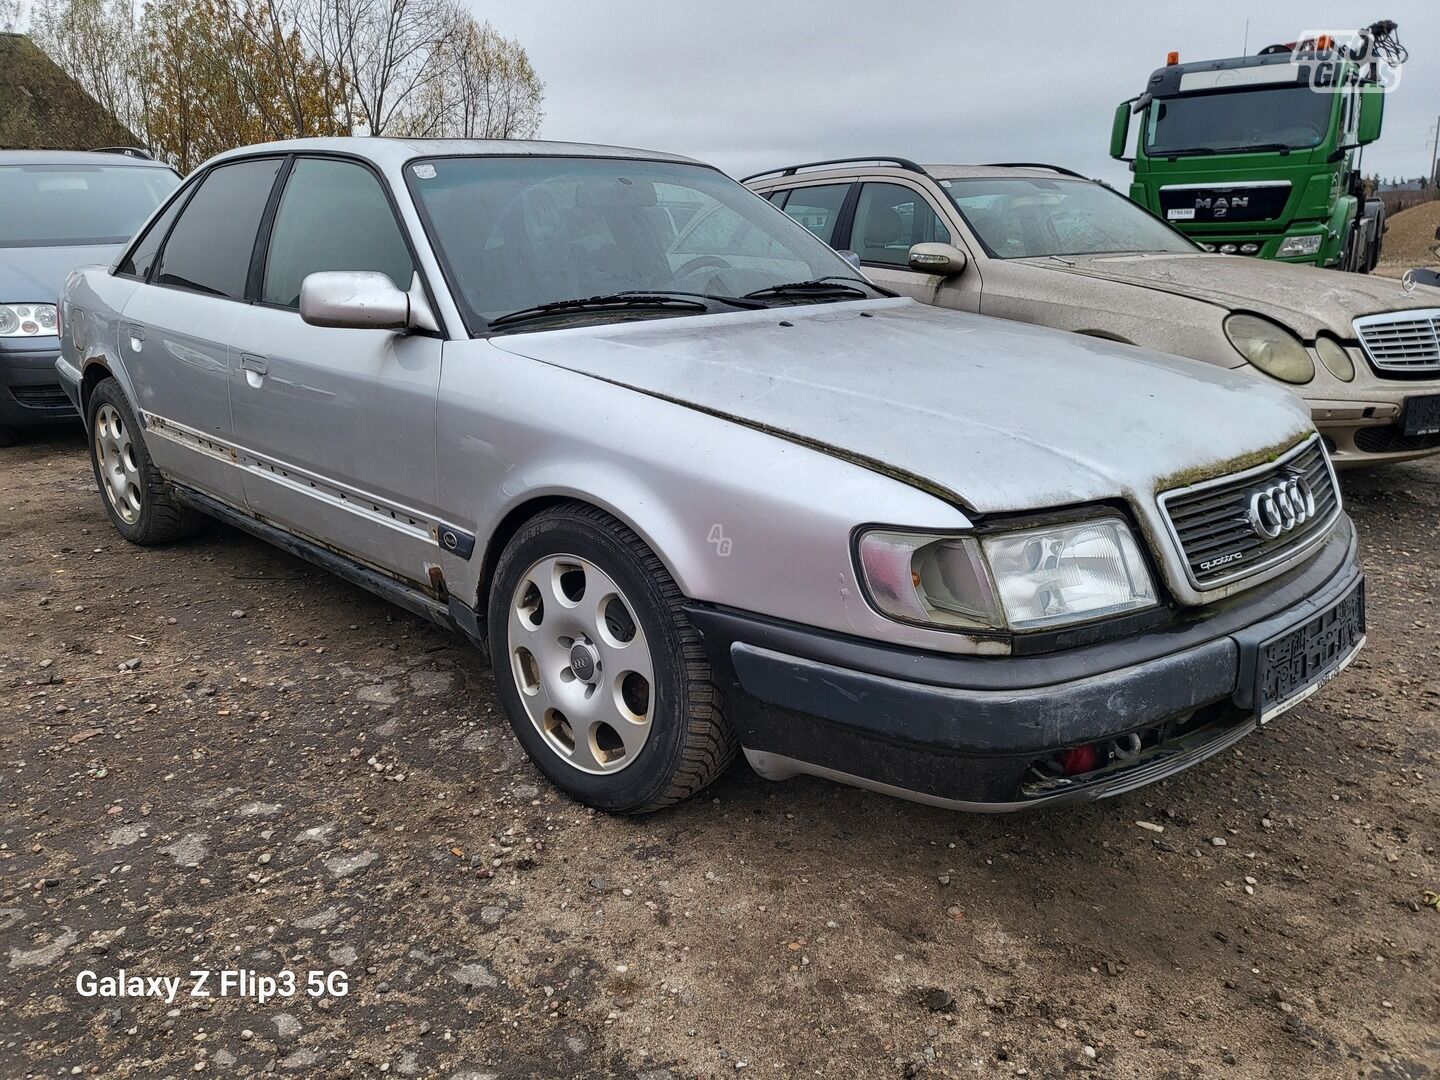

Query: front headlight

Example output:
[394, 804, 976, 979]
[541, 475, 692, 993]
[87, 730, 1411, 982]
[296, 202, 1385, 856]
[1224, 313, 1315, 384]
[857, 517, 1158, 632]
[1277, 234, 1323, 258]
[0, 303, 59, 337]
[1314, 335, 1355, 382]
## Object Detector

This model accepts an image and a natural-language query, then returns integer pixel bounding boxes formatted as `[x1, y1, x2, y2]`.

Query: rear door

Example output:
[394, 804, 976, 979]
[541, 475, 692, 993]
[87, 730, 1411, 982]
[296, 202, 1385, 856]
[847, 181, 982, 312]
[227, 154, 445, 586]
[119, 157, 284, 504]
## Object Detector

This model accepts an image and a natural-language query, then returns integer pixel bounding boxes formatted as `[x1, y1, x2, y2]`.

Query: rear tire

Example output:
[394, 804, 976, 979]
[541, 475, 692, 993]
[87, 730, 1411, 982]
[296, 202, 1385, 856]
[87, 378, 206, 545]
[487, 502, 735, 813]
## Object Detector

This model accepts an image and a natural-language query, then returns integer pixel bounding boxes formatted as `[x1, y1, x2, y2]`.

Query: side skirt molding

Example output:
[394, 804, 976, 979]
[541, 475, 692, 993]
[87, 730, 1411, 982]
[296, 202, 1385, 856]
[172, 484, 486, 647]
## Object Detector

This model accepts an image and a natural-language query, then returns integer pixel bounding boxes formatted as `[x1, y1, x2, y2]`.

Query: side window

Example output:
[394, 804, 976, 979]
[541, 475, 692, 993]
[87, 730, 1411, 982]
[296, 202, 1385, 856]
[852, 183, 952, 267]
[117, 186, 188, 280]
[778, 183, 850, 244]
[153, 158, 283, 299]
[262, 158, 415, 308]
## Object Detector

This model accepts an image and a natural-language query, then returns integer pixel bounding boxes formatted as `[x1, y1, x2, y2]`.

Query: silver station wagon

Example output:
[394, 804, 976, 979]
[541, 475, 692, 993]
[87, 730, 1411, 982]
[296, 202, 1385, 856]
[60, 138, 1366, 813]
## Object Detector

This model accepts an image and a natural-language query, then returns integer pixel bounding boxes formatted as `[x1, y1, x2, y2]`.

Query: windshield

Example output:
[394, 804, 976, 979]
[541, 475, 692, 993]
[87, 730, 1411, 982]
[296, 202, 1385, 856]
[1145, 86, 1335, 155]
[0, 164, 180, 247]
[940, 177, 1196, 259]
[406, 156, 864, 330]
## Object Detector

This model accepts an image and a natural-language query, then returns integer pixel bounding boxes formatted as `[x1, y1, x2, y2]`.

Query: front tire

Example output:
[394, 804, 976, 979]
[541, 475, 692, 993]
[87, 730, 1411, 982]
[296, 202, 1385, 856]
[87, 378, 205, 545]
[487, 503, 735, 813]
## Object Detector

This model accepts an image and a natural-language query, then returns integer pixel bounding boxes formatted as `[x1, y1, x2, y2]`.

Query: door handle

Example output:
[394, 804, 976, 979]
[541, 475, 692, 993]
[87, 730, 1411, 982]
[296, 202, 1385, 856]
[125, 323, 145, 351]
[240, 354, 268, 388]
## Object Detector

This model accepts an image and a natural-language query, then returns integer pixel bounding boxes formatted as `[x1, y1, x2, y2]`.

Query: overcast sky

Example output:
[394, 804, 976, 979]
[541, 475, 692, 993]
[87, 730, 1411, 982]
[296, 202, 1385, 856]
[478, 0, 1439, 188]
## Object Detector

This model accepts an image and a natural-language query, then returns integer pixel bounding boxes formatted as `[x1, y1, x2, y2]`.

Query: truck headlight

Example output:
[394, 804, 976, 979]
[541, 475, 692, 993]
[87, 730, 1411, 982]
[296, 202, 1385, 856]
[1224, 313, 1314, 384]
[0, 303, 59, 337]
[1277, 234, 1323, 258]
[856, 518, 1157, 632]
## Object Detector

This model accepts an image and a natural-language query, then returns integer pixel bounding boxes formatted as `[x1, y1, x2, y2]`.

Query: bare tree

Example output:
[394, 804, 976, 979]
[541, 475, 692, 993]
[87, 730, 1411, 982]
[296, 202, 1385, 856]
[0, 0, 26, 32]
[29, 0, 543, 162]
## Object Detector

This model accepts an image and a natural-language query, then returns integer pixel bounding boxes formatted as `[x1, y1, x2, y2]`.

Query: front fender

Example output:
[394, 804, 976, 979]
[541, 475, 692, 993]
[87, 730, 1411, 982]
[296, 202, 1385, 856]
[435, 343, 999, 656]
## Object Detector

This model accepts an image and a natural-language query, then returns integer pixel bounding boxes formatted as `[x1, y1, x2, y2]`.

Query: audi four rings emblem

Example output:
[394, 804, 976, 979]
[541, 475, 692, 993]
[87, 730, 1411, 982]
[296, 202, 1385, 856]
[1246, 474, 1316, 540]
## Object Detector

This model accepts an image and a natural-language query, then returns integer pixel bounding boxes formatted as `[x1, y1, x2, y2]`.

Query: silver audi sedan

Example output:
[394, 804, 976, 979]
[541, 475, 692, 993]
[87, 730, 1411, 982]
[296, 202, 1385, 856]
[59, 138, 1365, 813]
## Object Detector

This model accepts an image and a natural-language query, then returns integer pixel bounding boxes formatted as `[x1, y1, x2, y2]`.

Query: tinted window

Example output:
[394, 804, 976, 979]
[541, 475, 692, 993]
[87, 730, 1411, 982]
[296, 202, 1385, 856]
[0, 164, 179, 247]
[778, 184, 850, 244]
[262, 158, 414, 308]
[852, 183, 951, 267]
[154, 158, 282, 299]
[117, 187, 189, 279]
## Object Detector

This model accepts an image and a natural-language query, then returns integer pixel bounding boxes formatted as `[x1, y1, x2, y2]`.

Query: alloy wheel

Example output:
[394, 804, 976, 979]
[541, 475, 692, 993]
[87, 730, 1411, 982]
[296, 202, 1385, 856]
[508, 553, 656, 774]
[94, 403, 142, 525]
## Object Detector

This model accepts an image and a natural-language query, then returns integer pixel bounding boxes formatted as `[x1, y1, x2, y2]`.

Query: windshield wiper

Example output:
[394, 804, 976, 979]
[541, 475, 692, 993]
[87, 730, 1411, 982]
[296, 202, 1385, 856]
[487, 289, 768, 331]
[741, 276, 871, 301]
[488, 292, 710, 330]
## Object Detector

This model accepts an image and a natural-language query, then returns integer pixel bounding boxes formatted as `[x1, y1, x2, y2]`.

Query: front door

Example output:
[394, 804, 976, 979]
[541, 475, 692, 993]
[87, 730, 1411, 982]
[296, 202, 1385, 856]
[847, 181, 982, 313]
[227, 155, 444, 586]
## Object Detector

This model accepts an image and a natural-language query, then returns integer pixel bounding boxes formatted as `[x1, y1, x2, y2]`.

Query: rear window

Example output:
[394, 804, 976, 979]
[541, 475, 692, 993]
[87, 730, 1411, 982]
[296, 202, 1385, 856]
[0, 164, 180, 247]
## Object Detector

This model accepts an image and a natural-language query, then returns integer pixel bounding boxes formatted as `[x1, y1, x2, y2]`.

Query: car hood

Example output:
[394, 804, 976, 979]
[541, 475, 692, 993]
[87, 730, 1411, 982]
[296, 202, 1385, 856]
[491, 298, 1313, 516]
[0, 243, 121, 304]
[1024, 252, 1440, 338]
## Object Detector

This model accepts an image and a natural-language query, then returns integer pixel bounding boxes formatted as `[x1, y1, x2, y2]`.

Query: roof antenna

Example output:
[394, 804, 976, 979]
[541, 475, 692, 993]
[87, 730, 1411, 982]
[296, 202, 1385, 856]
[1242, 19, 1250, 56]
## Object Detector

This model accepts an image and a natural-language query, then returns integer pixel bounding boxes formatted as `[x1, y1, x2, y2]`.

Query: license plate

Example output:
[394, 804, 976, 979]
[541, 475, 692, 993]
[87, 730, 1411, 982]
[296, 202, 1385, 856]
[1401, 394, 1440, 438]
[1253, 579, 1365, 724]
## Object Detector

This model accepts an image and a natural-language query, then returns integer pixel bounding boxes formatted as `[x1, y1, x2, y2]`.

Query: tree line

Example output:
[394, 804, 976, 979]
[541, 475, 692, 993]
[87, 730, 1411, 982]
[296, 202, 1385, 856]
[19, 0, 544, 171]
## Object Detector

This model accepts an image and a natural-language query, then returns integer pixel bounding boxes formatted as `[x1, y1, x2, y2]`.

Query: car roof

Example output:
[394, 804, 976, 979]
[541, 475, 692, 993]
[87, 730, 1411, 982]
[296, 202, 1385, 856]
[0, 149, 175, 169]
[205, 137, 703, 172]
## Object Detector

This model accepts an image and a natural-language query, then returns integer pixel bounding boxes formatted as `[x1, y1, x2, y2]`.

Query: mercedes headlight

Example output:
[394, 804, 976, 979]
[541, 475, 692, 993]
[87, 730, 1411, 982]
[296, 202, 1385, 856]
[1277, 234, 1323, 258]
[857, 518, 1157, 632]
[0, 303, 59, 337]
[1314, 336, 1355, 382]
[1224, 313, 1314, 384]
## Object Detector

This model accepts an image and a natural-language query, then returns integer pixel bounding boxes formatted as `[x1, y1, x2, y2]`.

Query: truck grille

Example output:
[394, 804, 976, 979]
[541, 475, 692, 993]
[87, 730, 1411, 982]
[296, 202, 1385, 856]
[1157, 435, 1341, 590]
[1353, 309, 1440, 373]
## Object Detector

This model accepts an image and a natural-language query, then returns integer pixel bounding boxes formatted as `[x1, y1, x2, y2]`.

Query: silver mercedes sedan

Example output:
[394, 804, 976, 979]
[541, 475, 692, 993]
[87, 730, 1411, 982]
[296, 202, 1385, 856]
[58, 138, 1365, 813]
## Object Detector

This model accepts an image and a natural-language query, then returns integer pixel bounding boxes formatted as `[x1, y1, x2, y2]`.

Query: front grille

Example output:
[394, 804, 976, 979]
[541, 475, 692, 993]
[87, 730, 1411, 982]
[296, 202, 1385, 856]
[10, 383, 73, 410]
[1353, 309, 1440, 373]
[1157, 181, 1291, 224]
[1158, 435, 1341, 590]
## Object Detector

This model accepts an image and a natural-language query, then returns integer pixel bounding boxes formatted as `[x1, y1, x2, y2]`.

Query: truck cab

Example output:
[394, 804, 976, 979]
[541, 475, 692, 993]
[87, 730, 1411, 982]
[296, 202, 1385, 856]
[1112, 49, 1387, 271]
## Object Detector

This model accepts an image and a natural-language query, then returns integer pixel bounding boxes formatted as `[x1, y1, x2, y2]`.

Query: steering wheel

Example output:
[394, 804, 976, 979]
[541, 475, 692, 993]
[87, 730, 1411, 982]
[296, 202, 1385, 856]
[673, 255, 733, 278]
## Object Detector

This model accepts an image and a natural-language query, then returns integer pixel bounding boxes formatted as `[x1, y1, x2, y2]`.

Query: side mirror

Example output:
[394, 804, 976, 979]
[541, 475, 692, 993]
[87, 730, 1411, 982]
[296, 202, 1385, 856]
[907, 242, 968, 276]
[299, 271, 438, 332]
[1110, 101, 1131, 159]
[837, 250, 862, 270]
[1357, 90, 1384, 145]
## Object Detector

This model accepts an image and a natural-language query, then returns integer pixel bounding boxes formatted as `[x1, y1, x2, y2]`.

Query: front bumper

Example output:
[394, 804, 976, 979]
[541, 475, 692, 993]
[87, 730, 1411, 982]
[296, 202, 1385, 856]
[0, 337, 78, 429]
[688, 516, 1362, 810]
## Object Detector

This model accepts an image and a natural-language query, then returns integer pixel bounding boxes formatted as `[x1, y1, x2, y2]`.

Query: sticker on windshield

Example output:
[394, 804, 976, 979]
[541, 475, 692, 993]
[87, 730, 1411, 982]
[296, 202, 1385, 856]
[1167, 208, 1196, 221]
[412, 164, 436, 180]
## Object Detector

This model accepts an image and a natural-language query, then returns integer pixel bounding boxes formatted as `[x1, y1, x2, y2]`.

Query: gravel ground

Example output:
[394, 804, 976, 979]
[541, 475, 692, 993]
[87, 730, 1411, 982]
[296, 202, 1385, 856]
[1, 431, 1437, 1080]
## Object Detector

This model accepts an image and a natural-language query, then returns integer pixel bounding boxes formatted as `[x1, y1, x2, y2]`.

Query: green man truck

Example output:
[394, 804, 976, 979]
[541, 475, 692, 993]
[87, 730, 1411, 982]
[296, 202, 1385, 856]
[1110, 23, 1405, 272]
